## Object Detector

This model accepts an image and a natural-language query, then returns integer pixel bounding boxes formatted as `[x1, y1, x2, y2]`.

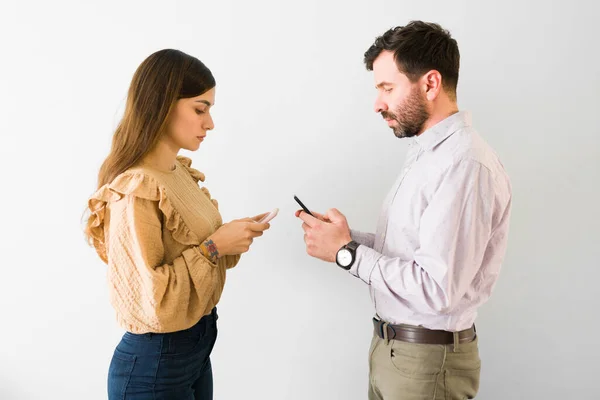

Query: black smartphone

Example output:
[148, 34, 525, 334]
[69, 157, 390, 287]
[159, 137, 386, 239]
[294, 195, 314, 217]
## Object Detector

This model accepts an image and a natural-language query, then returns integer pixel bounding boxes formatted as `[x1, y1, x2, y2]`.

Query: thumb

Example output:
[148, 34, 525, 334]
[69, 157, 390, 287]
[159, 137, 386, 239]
[251, 212, 268, 222]
[311, 211, 331, 222]
[325, 208, 345, 222]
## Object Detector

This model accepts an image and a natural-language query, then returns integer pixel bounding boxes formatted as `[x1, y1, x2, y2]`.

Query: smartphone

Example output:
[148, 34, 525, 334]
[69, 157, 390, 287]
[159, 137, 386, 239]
[259, 208, 279, 223]
[294, 195, 314, 217]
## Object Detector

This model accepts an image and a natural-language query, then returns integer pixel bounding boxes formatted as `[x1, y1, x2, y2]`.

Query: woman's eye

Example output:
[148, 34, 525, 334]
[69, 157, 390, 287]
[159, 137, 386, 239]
[195, 109, 205, 115]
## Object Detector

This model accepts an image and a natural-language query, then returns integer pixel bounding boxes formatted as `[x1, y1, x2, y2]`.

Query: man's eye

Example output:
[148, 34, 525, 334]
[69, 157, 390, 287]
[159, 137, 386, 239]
[384, 88, 393, 93]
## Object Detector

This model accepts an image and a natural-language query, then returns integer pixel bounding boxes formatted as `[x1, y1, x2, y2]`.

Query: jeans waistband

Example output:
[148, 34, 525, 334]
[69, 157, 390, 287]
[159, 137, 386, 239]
[124, 307, 218, 342]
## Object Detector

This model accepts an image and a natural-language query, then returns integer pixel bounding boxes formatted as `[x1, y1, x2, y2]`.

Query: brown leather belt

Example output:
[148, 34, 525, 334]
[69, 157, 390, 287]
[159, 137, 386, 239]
[373, 318, 476, 345]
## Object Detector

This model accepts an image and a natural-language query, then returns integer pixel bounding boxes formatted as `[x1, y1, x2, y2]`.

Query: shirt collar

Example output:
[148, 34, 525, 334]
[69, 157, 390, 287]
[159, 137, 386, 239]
[414, 110, 472, 151]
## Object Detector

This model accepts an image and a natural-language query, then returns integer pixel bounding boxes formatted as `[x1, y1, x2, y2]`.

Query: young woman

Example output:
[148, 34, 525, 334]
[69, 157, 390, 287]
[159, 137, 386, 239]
[84, 49, 271, 399]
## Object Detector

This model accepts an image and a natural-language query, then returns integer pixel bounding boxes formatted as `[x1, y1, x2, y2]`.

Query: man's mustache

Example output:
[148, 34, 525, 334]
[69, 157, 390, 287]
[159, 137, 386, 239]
[381, 111, 396, 120]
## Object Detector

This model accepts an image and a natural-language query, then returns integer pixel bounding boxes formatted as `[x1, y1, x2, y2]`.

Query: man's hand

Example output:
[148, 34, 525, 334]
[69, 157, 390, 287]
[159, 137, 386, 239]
[295, 208, 352, 262]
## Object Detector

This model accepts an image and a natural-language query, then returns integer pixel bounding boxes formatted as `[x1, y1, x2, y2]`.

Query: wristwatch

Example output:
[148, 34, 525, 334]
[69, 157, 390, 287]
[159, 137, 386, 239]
[336, 241, 359, 270]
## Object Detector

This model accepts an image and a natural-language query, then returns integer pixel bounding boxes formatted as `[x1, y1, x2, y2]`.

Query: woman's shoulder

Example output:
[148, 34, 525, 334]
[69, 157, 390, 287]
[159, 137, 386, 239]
[86, 168, 163, 263]
[90, 168, 162, 206]
[87, 163, 204, 262]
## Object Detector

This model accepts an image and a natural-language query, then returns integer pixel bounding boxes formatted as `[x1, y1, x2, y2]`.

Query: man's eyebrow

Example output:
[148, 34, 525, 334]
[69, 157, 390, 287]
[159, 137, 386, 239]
[376, 81, 394, 89]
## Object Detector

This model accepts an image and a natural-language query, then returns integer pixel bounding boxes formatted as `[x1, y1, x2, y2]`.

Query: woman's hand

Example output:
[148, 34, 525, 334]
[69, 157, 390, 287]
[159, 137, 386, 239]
[208, 219, 270, 256]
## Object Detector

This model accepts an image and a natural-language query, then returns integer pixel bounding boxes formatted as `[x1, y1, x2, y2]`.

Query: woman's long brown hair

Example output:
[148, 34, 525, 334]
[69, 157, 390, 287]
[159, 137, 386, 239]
[84, 49, 215, 251]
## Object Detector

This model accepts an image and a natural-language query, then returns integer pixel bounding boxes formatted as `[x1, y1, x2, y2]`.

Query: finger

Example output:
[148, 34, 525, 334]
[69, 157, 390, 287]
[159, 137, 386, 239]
[233, 217, 255, 223]
[251, 212, 269, 222]
[296, 209, 329, 222]
[302, 222, 310, 232]
[311, 211, 331, 222]
[248, 222, 270, 232]
[297, 210, 320, 227]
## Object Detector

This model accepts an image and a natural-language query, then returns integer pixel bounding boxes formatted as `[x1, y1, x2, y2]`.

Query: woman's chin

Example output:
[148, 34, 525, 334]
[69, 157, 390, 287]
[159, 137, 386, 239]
[184, 142, 202, 152]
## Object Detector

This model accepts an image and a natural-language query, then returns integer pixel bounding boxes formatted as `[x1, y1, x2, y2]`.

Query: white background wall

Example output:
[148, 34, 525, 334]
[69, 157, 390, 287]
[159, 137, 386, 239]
[1, 0, 598, 399]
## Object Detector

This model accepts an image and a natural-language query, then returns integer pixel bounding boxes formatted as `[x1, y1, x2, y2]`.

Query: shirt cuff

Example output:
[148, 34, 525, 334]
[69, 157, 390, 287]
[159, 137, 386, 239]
[348, 245, 382, 284]
[192, 246, 218, 267]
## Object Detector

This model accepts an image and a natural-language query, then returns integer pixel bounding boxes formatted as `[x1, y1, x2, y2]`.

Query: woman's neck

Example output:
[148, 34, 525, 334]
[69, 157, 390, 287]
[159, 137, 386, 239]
[143, 139, 179, 172]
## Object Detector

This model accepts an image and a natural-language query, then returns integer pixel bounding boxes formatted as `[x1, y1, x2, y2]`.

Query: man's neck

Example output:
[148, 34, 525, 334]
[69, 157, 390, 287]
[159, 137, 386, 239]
[419, 105, 459, 135]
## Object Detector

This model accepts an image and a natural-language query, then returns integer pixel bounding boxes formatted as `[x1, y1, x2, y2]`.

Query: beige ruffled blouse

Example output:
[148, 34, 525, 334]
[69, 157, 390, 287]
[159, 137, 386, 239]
[88, 156, 240, 334]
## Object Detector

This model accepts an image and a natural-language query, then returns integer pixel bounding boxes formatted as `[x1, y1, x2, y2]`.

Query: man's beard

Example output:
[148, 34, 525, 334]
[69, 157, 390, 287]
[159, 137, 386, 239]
[381, 88, 429, 138]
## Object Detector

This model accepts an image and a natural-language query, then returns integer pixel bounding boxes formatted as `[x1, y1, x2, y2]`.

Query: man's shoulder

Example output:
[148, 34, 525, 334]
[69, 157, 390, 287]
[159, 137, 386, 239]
[444, 126, 502, 166]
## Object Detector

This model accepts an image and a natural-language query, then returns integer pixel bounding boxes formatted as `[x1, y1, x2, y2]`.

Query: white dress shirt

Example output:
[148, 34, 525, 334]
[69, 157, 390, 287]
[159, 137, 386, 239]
[350, 111, 512, 331]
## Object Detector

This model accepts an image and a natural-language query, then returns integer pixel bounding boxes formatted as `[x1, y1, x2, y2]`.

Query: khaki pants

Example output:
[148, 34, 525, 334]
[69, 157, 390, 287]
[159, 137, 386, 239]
[368, 331, 481, 399]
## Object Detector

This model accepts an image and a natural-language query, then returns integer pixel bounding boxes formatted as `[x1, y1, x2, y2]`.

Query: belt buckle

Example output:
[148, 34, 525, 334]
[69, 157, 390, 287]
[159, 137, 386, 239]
[380, 321, 397, 344]
[375, 318, 397, 342]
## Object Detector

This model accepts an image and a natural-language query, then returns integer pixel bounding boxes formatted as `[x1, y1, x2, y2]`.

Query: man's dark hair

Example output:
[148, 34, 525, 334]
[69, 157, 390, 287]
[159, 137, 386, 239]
[364, 21, 460, 98]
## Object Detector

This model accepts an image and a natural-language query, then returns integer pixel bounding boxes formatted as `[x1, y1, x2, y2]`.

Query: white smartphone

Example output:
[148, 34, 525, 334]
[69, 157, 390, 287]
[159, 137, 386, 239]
[258, 208, 279, 223]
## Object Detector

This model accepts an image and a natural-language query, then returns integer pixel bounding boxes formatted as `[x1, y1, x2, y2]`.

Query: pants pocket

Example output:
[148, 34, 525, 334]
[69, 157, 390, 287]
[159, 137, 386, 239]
[389, 340, 443, 379]
[107, 348, 137, 400]
[444, 339, 481, 399]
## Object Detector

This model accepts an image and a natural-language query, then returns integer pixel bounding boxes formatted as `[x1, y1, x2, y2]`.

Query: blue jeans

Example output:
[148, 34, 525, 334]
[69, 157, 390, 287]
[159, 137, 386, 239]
[108, 308, 218, 399]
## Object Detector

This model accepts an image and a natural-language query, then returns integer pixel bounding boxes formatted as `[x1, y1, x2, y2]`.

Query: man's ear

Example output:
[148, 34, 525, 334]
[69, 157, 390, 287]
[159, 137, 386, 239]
[422, 70, 443, 101]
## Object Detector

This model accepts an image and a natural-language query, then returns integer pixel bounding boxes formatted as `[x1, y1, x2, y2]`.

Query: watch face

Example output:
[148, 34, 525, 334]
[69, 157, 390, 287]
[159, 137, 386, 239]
[337, 249, 353, 267]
